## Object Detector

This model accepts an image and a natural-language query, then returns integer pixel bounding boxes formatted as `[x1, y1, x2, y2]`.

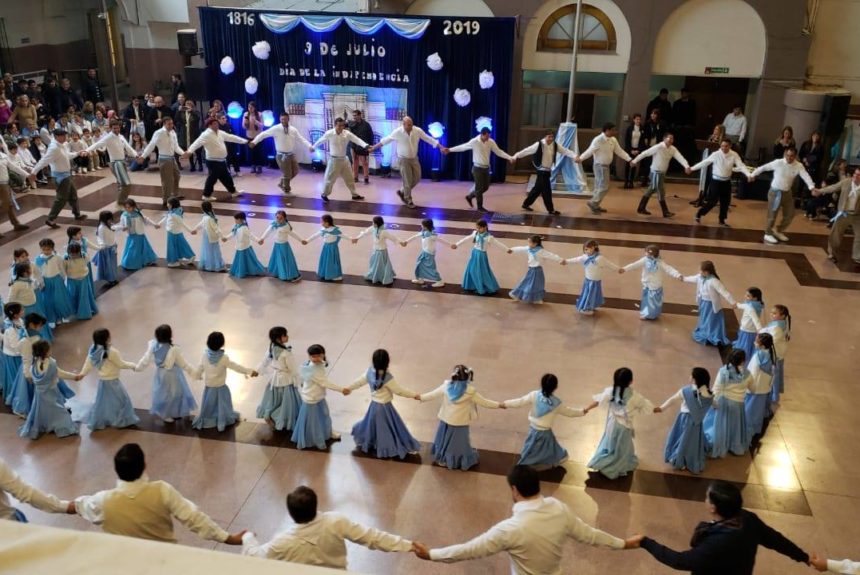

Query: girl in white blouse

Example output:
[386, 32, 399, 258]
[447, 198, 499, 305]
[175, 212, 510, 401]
[744, 332, 775, 439]
[732, 287, 764, 361]
[258, 210, 302, 282]
[508, 234, 564, 304]
[760, 304, 791, 407]
[618, 244, 681, 320]
[655, 367, 713, 474]
[136, 324, 198, 423]
[63, 243, 98, 320]
[194, 201, 226, 272]
[93, 211, 119, 284]
[116, 199, 160, 271]
[302, 214, 343, 282]
[703, 349, 753, 458]
[78, 328, 140, 430]
[158, 197, 197, 268]
[351, 216, 401, 286]
[401, 218, 450, 288]
[452, 219, 508, 295]
[566, 240, 619, 315]
[224, 211, 266, 278]
[7, 263, 52, 341]
[2, 303, 25, 402]
[291, 344, 351, 450]
[255, 326, 301, 432]
[682, 260, 736, 346]
[191, 331, 257, 432]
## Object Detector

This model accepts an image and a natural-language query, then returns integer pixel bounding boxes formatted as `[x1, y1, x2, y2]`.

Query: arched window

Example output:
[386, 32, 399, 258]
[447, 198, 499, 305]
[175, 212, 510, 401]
[537, 4, 616, 52]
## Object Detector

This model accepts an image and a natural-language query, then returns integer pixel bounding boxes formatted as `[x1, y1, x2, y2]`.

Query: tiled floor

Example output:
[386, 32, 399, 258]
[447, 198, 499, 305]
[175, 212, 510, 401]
[1, 165, 858, 573]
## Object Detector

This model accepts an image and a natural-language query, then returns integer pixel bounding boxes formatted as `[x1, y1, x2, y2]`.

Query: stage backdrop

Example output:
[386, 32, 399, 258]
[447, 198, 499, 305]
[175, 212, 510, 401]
[198, 8, 515, 182]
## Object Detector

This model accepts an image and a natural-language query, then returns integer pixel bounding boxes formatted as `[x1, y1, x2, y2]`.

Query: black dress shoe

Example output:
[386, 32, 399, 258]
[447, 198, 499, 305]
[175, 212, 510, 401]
[521, 205, 533, 212]
[74, 214, 87, 220]
[465, 195, 474, 208]
[45, 219, 59, 229]
[396, 190, 407, 204]
[321, 195, 330, 203]
[548, 210, 561, 215]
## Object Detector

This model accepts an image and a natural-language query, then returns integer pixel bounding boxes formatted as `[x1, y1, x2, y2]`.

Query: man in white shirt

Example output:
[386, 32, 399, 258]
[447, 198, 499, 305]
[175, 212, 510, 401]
[30, 129, 88, 229]
[140, 116, 185, 206]
[811, 553, 860, 573]
[83, 120, 138, 207]
[749, 147, 815, 244]
[689, 137, 748, 226]
[311, 116, 370, 202]
[183, 116, 248, 201]
[249, 111, 311, 195]
[74, 443, 246, 545]
[446, 127, 513, 212]
[412, 465, 635, 574]
[576, 122, 631, 215]
[1, 455, 75, 521]
[0, 150, 32, 235]
[813, 167, 860, 263]
[372, 116, 444, 209]
[723, 106, 747, 149]
[629, 132, 691, 218]
[242, 485, 413, 569]
[512, 130, 578, 215]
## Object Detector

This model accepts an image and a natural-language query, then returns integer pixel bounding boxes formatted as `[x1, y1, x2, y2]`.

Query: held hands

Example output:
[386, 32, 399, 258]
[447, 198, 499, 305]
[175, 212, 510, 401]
[248, 142, 255, 149]
[809, 553, 828, 571]
[190, 230, 197, 236]
[180, 152, 190, 160]
[413, 394, 421, 400]
[400, 241, 408, 247]
[221, 238, 228, 243]
[450, 244, 457, 250]
[507, 249, 513, 254]
[440, 147, 449, 155]
[308, 146, 315, 153]
[301, 240, 308, 245]
[574, 156, 582, 164]
[257, 240, 264, 245]
[623, 535, 644, 549]
[618, 268, 625, 274]
[351, 238, 358, 244]
[684, 167, 692, 175]
[224, 530, 248, 545]
[66, 501, 77, 514]
[811, 188, 821, 197]
[74, 373, 84, 381]
[411, 541, 431, 560]
[341, 388, 351, 396]
[653, 406, 662, 413]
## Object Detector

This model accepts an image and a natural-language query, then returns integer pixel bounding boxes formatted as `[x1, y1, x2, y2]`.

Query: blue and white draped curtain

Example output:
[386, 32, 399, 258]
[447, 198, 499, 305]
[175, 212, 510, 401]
[260, 15, 430, 39]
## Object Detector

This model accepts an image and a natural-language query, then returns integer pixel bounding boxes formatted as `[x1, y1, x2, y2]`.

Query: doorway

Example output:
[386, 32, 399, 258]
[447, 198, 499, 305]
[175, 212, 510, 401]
[683, 76, 750, 138]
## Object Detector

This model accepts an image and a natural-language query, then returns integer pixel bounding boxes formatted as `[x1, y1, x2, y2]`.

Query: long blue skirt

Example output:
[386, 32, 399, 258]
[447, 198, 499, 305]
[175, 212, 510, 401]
[1, 354, 20, 401]
[9, 369, 33, 416]
[291, 400, 334, 450]
[23, 303, 53, 341]
[771, 358, 785, 404]
[92, 244, 118, 283]
[230, 246, 266, 278]
[414, 251, 441, 282]
[518, 427, 568, 467]
[664, 413, 707, 474]
[268, 242, 301, 281]
[151, 365, 198, 420]
[461, 250, 499, 295]
[317, 243, 343, 280]
[510, 267, 546, 303]
[166, 232, 196, 264]
[587, 422, 637, 479]
[431, 422, 478, 470]
[192, 386, 239, 431]
[67, 276, 98, 320]
[18, 386, 79, 440]
[39, 275, 74, 324]
[257, 384, 301, 431]
[745, 393, 770, 438]
[365, 250, 395, 285]
[12, 509, 27, 522]
[199, 238, 225, 272]
[87, 379, 140, 430]
[732, 330, 757, 363]
[576, 279, 605, 312]
[692, 300, 729, 345]
[640, 286, 663, 320]
[57, 380, 75, 401]
[351, 401, 420, 459]
[703, 397, 748, 457]
[120, 233, 158, 270]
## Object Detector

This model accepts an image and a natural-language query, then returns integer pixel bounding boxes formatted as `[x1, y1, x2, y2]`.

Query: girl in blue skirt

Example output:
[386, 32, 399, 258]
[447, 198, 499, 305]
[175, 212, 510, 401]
[191, 331, 257, 432]
[9, 314, 70, 417]
[682, 260, 737, 346]
[34, 239, 74, 326]
[7, 263, 52, 341]
[194, 201, 226, 272]
[348, 349, 421, 459]
[18, 340, 81, 440]
[136, 324, 198, 423]
[256, 326, 301, 431]
[566, 240, 619, 315]
[258, 211, 302, 282]
[732, 287, 764, 361]
[352, 216, 400, 286]
[225, 211, 266, 278]
[703, 349, 753, 457]
[453, 219, 508, 295]
[2, 303, 24, 402]
[93, 211, 119, 285]
[66, 225, 97, 292]
[618, 244, 681, 320]
[291, 344, 350, 449]
[401, 219, 450, 288]
[158, 197, 197, 268]
[655, 367, 713, 474]
[745, 332, 775, 439]
[63, 243, 98, 320]
[418, 364, 504, 470]
[303, 214, 343, 282]
[586, 367, 655, 479]
[508, 235, 564, 304]
[502, 373, 589, 468]
[78, 328, 140, 431]
[117, 199, 159, 270]
[761, 304, 791, 407]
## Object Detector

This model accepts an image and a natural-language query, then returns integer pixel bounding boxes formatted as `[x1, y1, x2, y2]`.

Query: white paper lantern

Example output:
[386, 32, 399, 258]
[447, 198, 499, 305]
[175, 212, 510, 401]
[475, 116, 493, 133]
[220, 56, 235, 75]
[252, 40, 271, 60]
[479, 70, 495, 90]
[244, 76, 259, 95]
[427, 122, 445, 139]
[262, 110, 275, 127]
[426, 52, 443, 71]
[453, 88, 471, 108]
[226, 101, 243, 119]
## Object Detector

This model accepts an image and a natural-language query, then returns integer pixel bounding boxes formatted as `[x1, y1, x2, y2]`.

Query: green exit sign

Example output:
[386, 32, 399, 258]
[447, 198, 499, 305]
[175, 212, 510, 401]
[705, 67, 730, 75]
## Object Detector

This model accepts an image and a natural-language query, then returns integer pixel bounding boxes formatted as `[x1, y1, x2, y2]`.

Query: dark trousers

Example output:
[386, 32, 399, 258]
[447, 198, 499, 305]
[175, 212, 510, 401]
[204, 160, 237, 198]
[467, 166, 490, 208]
[188, 148, 204, 170]
[226, 143, 241, 173]
[697, 178, 732, 222]
[625, 150, 641, 184]
[48, 177, 81, 220]
[523, 170, 555, 212]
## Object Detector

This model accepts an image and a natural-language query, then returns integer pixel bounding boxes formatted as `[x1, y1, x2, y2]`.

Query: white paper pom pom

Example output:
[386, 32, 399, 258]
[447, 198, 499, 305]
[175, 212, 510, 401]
[426, 52, 443, 71]
[427, 122, 445, 139]
[453, 88, 471, 108]
[252, 40, 271, 60]
[261, 110, 275, 127]
[227, 101, 243, 119]
[220, 56, 235, 75]
[479, 70, 495, 90]
[244, 76, 259, 95]
[475, 116, 493, 133]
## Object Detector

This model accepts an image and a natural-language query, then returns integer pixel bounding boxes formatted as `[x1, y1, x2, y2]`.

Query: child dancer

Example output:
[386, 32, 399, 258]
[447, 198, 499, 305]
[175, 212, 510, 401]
[619, 244, 681, 320]
[78, 328, 140, 430]
[401, 218, 449, 288]
[302, 214, 343, 282]
[136, 324, 198, 423]
[158, 197, 197, 268]
[291, 344, 350, 449]
[508, 235, 564, 304]
[351, 216, 400, 286]
[682, 260, 736, 346]
[703, 349, 753, 458]
[93, 211, 119, 285]
[66, 225, 97, 293]
[258, 211, 302, 282]
[2, 303, 24, 403]
[191, 331, 257, 432]
[256, 326, 301, 431]
[761, 304, 790, 407]
[585, 367, 654, 479]
[116, 199, 159, 270]
[501, 373, 589, 468]
[194, 201, 226, 272]
[418, 364, 504, 470]
[9, 313, 69, 417]
[34, 239, 74, 326]
[655, 367, 713, 474]
[347, 349, 421, 459]
[224, 212, 266, 278]
[453, 219, 508, 295]
[18, 341, 81, 440]
[63, 243, 98, 320]
[733, 287, 764, 361]
[566, 240, 619, 315]
[7, 263, 52, 341]
[745, 333, 775, 439]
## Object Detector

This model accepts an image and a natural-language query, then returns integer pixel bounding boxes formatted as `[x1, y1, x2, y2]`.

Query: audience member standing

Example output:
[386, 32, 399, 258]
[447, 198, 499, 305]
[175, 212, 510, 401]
[82, 68, 103, 105]
[58, 78, 82, 112]
[348, 109, 374, 185]
[242, 101, 264, 174]
[170, 74, 186, 105]
[772, 127, 796, 160]
[647, 88, 672, 125]
[723, 106, 747, 150]
[122, 96, 146, 139]
[174, 99, 203, 171]
[146, 96, 173, 141]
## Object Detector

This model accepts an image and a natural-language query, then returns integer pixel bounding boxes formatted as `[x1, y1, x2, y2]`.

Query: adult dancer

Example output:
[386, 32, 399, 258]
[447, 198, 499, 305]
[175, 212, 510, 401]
[629, 132, 691, 218]
[688, 137, 748, 226]
[30, 129, 88, 228]
[183, 117, 248, 201]
[311, 117, 370, 203]
[84, 120, 138, 207]
[749, 147, 815, 245]
[372, 116, 444, 209]
[446, 127, 513, 213]
[140, 116, 184, 206]
[576, 122, 631, 215]
[511, 130, 577, 215]
[249, 112, 311, 196]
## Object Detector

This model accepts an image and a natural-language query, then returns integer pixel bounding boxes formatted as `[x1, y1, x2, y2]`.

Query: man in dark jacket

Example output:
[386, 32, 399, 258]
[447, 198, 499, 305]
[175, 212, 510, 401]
[647, 88, 672, 125]
[41, 76, 62, 120]
[348, 109, 374, 184]
[174, 99, 203, 171]
[82, 68, 104, 104]
[59, 78, 82, 111]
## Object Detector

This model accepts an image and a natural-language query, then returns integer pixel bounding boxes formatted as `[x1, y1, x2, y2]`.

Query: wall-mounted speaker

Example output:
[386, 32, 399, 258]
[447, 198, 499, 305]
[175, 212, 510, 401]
[177, 29, 199, 56]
